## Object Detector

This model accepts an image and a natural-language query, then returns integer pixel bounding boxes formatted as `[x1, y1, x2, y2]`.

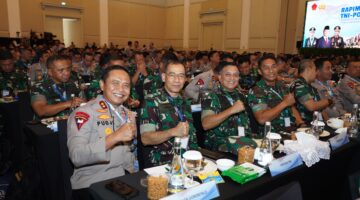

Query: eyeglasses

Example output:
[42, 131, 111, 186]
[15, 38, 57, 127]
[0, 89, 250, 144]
[166, 72, 186, 79]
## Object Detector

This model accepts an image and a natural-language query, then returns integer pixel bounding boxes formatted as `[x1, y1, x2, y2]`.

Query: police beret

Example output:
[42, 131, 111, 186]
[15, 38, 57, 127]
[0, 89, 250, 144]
[324, 25, 330, 30]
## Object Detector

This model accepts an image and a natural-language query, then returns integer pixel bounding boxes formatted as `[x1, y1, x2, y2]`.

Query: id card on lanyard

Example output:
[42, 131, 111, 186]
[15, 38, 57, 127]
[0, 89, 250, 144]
[166, 94, 189, 148]
[224, 92, 245, 136]
[269, 88, 291, 127]
[52, 84, 67, 102]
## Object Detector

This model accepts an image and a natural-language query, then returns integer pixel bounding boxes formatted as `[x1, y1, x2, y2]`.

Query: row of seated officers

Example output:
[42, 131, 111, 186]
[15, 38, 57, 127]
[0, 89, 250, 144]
[0, 49, 359, 200]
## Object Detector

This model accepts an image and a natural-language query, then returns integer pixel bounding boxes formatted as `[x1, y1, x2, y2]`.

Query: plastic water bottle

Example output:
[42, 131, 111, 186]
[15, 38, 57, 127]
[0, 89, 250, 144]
[311, 111, 321, 139]
[258, 122, 273, 167]
[348, 104, 358, 138]
[168, 137, 185, 194]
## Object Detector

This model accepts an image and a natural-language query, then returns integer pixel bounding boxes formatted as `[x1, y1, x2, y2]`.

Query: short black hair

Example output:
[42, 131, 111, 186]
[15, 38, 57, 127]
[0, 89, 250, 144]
[162, 52, 178, 67]
[0, 50, 13, 61]
[314, 57, 330, 71]
[101, 65, 130, 82]
[208, 51, 218, 59]
[164, 60, 183, 73]
[46, 55, 68, 69]
[258, 54, 276, 69]
[237, 55, 250, 65]
[214, 61, 237, 74]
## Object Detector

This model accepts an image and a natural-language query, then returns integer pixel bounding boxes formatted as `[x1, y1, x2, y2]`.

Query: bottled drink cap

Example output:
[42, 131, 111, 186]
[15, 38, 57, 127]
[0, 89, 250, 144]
[174, 137, 181, 143]
[354, 104, 358, 108]
[183, 150, 202, 160]
[265, 121, 271, 126]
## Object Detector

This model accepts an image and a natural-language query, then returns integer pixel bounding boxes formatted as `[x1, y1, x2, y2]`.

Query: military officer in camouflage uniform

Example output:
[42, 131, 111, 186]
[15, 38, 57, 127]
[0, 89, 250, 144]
[237, 56, 257, 90]
[142, 52, 178, 98]
[0, 51, 28, 96]
[293, 59, 332, 123]
[140, 60, 198, 167]
[202, 61, 255, 154]
[67, 66, 136, 199]
[128, 52, 153, 102]
[248, 55, 303, 134]
[338, 60, 360, 112]
[31, 55, 86, 118]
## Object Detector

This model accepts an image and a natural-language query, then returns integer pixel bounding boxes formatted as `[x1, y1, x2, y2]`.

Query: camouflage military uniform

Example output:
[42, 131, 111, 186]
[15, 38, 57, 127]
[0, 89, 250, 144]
[14, 60, 30, 71]
[201, 85, 253, 153]
[248, 79, 296, 133]
[140, 88, 198, 167]
[31, 78, 80, 117]
[0, 70, 28, 94]
[128, 64, 153, 101]
[293, 77, 320, 123]
[142, 70, 163, 97]
[239, 74, 257, 90]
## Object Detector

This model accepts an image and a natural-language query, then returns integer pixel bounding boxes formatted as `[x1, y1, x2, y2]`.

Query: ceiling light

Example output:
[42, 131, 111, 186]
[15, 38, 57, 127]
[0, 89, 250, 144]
[61, 2, 66, 6]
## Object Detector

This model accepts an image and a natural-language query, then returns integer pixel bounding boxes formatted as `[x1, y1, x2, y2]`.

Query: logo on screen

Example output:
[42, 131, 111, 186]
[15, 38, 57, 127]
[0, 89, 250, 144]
[312, 3, 317, 11]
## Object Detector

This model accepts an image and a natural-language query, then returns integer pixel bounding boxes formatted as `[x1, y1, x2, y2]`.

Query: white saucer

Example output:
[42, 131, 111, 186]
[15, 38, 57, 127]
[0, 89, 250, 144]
[320, 130, 330, 137]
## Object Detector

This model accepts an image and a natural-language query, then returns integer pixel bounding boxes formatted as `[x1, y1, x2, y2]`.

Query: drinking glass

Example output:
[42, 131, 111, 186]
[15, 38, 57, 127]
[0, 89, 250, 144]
[183, 150, 202, 188]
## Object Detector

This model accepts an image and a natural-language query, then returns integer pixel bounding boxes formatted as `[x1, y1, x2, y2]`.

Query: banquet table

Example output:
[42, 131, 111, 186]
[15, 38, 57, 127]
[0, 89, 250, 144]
[89, 136, 360, 200]
[24, 120, 73, 200]
[0, 92, 33, 168]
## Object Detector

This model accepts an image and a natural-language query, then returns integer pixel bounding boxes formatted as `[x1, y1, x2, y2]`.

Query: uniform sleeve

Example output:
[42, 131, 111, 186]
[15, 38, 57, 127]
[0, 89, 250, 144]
[294, 84, 313, 104]
[31, 84, 47, 103]
[67, 107, 110, 168]
[338, 79, 360, 105]
[247, 88, 268, 113]
[139, 98, 158, 134]
[200, 93, 216, 120]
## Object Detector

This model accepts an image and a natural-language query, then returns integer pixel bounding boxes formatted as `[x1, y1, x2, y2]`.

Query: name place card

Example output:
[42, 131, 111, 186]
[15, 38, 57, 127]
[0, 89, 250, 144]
[161, 181, 219, 200]
[191, 104, 202, 112]
[269, 153, 303, 176]
[329, 132, 349, 150]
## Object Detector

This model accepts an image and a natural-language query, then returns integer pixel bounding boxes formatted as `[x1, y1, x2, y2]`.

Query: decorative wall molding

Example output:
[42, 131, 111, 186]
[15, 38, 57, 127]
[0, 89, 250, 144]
[41, 2, 83, 13]
[199, 9, 226, 17]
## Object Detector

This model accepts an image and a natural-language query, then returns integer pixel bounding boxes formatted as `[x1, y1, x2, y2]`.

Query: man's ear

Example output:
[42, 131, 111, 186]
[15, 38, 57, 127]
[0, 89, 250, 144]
[161, 72, 166, 82]
[100, 79, 105, 91]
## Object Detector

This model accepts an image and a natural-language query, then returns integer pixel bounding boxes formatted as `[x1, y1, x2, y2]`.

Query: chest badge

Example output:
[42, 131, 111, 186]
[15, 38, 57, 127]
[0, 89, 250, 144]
[105, 127, 113, 135]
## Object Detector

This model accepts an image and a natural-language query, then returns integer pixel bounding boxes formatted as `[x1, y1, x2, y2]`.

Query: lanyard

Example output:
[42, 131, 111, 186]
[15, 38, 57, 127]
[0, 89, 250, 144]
[52, 84, 67, 101]
[104, 98, 128, 124]
[165, 93, 185, 122]
[316, 80, 334, 97]
[347, 75, 360, 84]
[269, 88, 283, 100]
[223, 89, 243, 125]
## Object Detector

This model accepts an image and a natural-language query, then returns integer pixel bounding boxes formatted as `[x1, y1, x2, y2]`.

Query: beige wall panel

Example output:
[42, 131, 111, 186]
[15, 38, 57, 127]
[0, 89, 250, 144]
[109, 1, 129, 38]
[163, 39, 182, 49]
[20, 0, 43, 35]
[249, 0, 281, 52]
[189, 39, 199, 49]
[127, 3, 148, 38]
[145, 6, 165, 39]
[83, 0, 99, 45]
[201, 0, 227, 12]
[0, 0, 9, 35]
[225, 38, 240, 49]
[189, 3, 201, 39]
[108, 0, 165, 47]
[44, 16, 63, 41]
[226, 0, 241, 39]
[296, 0, 307, 41]
[165, 6, 183, 40]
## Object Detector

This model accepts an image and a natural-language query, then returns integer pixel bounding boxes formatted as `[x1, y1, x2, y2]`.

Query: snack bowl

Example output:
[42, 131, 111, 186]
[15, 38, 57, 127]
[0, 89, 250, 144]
[327, 118, 344, 129]
[216, 159, 235, 171]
